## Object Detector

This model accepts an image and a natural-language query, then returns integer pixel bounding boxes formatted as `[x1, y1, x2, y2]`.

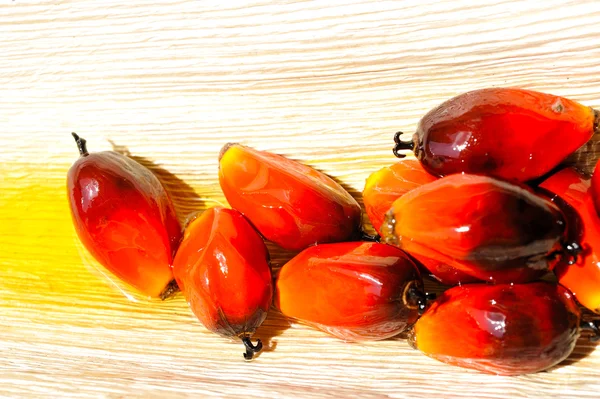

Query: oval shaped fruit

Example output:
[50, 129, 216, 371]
[67, 133, 181, 298]
[540, 167, 600, 313]
[394, 88, 598, 181]
[363, 159, 437, 234]
[172, 207, 272, 360]
[275, 242, 424, 341]
[363, 159, 477, 285]
[219, 143, 361, 251]
[412, 282, 581, 375]
[381, 174, 570, 283]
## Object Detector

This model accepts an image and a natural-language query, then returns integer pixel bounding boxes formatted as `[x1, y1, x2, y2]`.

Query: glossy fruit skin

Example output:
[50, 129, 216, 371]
[67, 138, 181, 298]
[592, 160, 600, 216]
[363, 159, 477, 285]
[173, 207, 272, 342]
[406, 88, 597, 181]
[363, 159, 437, 234]
[382, 174, 567, 283]
[412, 282, 581, 375]
[275, 242, 424, 341]
[219, 144, 362, 251]
[412, 253, 480, 286]
[540, 167, 600, 313]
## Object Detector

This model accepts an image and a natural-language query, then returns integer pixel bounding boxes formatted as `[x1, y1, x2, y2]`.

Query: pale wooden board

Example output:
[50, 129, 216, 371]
[1, 1, 600, 398]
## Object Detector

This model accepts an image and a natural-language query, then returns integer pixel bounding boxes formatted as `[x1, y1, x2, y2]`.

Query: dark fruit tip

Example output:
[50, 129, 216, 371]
[593, 108, 599, 133]
[403, 281, 435, 315]
[360, 231, 381, 242]
[159, 279, 180, 300]
[242, 336, 263, 360]
[393, 131, 414, 158]
[580, 320, 600, 342]
[563, 241, 583, 265]
[71, 132, 89, 157]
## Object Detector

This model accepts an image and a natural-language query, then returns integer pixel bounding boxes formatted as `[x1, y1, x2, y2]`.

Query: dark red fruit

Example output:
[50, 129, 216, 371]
[412, 282, 581, 375]
[394, 88, 598, 182]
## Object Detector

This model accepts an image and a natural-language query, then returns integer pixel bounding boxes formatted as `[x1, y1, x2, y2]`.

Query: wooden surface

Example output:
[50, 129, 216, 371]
[2, 1, 600, 397]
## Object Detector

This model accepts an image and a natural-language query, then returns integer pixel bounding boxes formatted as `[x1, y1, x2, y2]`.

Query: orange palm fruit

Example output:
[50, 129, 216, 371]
[363, 159, 477, 285]
[382, 174, 574, 283]
[412, 282, 581, 375]
[172, 207, 272, 360]
[219, 144, 362, 251]
[67, 133, 181, 298]
[275, 242, 425, 341]
[394, 88, 598, 181]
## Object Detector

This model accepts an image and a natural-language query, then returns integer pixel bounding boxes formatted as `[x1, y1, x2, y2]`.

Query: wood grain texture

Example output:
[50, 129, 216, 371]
[1, 0, 600, 397]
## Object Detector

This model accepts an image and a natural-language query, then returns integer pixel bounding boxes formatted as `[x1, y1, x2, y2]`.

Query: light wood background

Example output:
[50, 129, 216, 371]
[2, 1, 600, 398]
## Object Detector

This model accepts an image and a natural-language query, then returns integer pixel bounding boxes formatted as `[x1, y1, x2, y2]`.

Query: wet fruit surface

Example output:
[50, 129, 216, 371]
[362, 159, 476, 285]
[275, 242, 424, 341]
[540, 167, 600, 313]
[172, 207, 272, 359]
[363, 159, 437, 234]
[382, 174, 568, 283]
[412, 282, 581, 375]
[67, 134, 181, 298]
[219, 144, 362, 251]
[396, 88, 597, 181]
[410, 252, 480, 286]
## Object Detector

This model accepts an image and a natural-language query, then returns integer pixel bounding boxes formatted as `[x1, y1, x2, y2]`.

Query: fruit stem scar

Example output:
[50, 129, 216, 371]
[594, 108, 600, 133]
[551, 99, 564, 113]
[393, 131, 414, 158]
[403, 281, 436, 315]
[242, 336, 263, 360]
[71, 132, 89, 157]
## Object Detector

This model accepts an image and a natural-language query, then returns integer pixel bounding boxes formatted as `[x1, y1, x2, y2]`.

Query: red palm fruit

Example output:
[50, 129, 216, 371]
[381, 174, 572, 283]
[540, 167, 600, 313]
[275, 242, 425, 341]
[172, 207, 272, 360]
[67, 133, 181, 298]
[411, 282, 581, 375]
[363, 159, 477, 285]
[218, 144, 362, 251]
[591, 160, 600, 216]
[394, 88, 598, 181]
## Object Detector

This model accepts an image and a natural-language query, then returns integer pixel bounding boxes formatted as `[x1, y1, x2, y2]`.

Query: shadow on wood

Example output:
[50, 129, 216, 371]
[251, 241, 298, 354]
[253, 310, 293, 355]
[566, 133, 600, 175]
[108, 140, 205, 224]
